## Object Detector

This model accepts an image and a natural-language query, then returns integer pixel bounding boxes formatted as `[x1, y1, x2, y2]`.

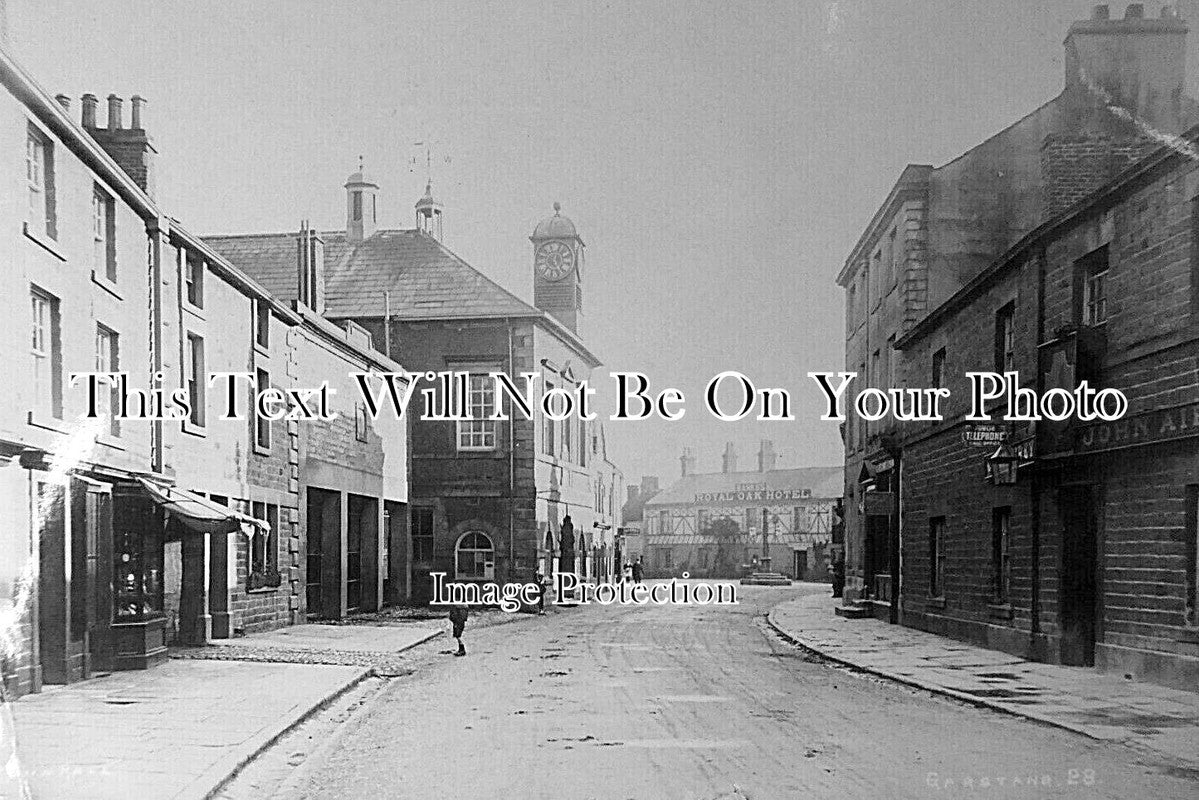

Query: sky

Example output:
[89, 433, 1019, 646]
[10, 0, 1199, 489]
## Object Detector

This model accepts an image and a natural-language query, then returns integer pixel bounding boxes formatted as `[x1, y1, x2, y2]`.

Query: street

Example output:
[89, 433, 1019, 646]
[276, 583, 1197, 800]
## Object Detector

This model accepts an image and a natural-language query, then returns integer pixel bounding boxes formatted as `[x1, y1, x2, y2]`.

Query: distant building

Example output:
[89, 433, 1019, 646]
[208, 183, 623, 602]
[619, 475, 660, 568]
[643, 442, 840, 580]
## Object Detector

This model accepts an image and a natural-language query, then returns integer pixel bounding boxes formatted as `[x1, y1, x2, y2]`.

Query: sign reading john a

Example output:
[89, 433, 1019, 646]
[1075, 401, 1199, 454]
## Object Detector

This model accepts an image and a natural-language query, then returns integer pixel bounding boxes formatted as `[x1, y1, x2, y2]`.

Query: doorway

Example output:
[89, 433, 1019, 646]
[306, 488, 340, 619]
[793, 550, 808, 580]
[1059, 486, 1098, 667]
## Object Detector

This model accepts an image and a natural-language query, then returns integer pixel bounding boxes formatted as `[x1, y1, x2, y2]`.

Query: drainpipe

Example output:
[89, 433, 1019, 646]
[1030, 247, 1046, 652]
[507, 319, 516, 577]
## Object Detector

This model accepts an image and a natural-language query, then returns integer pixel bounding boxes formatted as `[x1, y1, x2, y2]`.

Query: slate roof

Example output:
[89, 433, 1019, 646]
[204, 229, 541, 321]
[645, 466, 843, 508]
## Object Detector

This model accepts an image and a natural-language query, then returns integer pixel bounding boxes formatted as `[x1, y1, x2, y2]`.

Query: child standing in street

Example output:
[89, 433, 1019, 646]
[448, 604, 469, 656]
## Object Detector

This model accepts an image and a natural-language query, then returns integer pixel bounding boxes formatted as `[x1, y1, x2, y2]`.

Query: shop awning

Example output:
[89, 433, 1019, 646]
[137, 478, 269, 538]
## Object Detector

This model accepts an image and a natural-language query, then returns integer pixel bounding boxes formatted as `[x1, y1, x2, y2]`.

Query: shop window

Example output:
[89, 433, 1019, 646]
[411, 507, 434, 563]
[929, 516, 945, 598]
[992, 506, 1011, 604]
[248, 501, 281, 589]
[113, 490, 164, 620]
[455, 531, 494, 579]
[656, 547, 672, 570]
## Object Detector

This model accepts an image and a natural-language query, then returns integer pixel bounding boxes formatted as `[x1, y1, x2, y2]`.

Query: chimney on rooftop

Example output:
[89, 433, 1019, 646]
[757, 440, 777, 472]
[55, 94, 70, 112]
[722, 442, 737, 474]
[1064, 2, 1189, 134]
[626, 485, 640, 506]
[297, 220, 326, 313]
[680, 448, 697, 477]
[83, 92, 157, 198]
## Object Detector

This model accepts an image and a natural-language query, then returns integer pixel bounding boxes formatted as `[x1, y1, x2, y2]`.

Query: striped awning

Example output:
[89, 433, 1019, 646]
[138, 478, 268, 537]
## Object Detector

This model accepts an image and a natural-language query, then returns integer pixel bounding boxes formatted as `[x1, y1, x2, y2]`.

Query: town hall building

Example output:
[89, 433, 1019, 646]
[207, 174, 623, 604]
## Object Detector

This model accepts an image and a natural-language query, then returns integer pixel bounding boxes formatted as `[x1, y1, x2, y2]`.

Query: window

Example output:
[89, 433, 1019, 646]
[93, 185, 116, 281]
[26, 125, 55, 238]
[457, 372, 496, 451]
[992, 506, 1011, 604]
[185, 333, 205, 427]
[857, 361, 867, 447]
[30, 288, 61, 418]
[542, 382, 556, 456]
[931, 347, 946, 389]
[658, 509, 669, 535]
[793, 506, 806, 533]
[887, 225, 896, 287]
[455, 531, 494, 579]
[929, 517, 946, 597]
[579, 419, 588, 467]
[184, 251, 204, 308]
[1083, 252, 1108, 326]
[994, 302, 1015, 373]
[411, 507, 435, 563]
[886, 335, 896, 389]
[254, 299, 270, 349]
[254, 368, 271, 450]
[354, 403, 369, 443]
[655, 547, 672, 569]
[889, 226, 900, 285]
[95, 325, 119, 436]
[249, 501, 280, 584]
[847, 284, 856, 330]
[1186, 485, 1198, 627]
[562, 403, 573, 461]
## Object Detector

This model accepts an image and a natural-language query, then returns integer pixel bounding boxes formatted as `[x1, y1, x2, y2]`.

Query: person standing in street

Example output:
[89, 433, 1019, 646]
[632, 558, 644, 584]
[448, 604, 469, 656]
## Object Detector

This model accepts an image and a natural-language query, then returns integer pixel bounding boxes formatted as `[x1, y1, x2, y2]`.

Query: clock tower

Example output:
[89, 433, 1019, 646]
[531, 202, 585, 334]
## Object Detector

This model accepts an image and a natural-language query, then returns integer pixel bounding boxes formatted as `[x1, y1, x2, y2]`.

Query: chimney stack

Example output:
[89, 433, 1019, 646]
[296, 220, 326, 313]
[106, 94, 122, 130]
[626, 486, 641, 506]
[757, 440, 777, 472]
[680, 448, 697, 477]
[130, 95, 145, 130]
[722, 442, 737, 474]
[83, 92, 158, 198]
[81, 93, 98, 128]
[1063, 2, 1188, 134]
[55, 94, 70, 112]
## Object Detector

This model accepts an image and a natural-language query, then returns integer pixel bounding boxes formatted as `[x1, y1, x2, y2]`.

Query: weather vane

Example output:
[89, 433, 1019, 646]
[409, 140, 452, 185]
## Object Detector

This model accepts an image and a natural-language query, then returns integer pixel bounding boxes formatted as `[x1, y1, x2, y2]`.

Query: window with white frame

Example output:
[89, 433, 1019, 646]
[457, 371, 496, 451]
[1084, 258, 1108, 325]
[31, 288, 60, 418]
[455, 531, 494, 579]
[185, 333, 205, 427]
[184, 251, 204, 308]
[95, 325, 119, 436]
[93, 185, 116, 281]
[26, 125, 55, 238]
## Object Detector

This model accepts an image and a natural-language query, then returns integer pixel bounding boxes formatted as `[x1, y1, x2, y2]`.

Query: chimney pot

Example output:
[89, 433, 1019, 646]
[106, 93, 123, 130]
[1125, 3, 1144, 18]
[1093, 4, 1110, 19]
[55, 94, 70, 111]
[130, 95, 145, 130]
[81, 93, 98, 128]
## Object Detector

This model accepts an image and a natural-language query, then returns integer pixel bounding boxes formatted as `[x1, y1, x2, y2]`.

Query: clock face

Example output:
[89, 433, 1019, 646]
[535, 240, 576, 281]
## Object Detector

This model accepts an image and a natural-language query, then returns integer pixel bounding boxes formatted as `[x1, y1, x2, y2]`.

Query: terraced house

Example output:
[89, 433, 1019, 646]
[0, 41, 408, 697]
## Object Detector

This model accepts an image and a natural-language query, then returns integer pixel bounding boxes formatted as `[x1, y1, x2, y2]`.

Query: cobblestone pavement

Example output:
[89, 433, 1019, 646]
[769, 590, 1199, 773]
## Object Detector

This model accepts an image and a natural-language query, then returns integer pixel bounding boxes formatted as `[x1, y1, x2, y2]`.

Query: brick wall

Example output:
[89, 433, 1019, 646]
[1041, 134, 1156, 219]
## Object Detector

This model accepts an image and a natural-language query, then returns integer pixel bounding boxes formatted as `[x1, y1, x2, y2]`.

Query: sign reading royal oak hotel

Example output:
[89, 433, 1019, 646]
[695, 483, 813, 504]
